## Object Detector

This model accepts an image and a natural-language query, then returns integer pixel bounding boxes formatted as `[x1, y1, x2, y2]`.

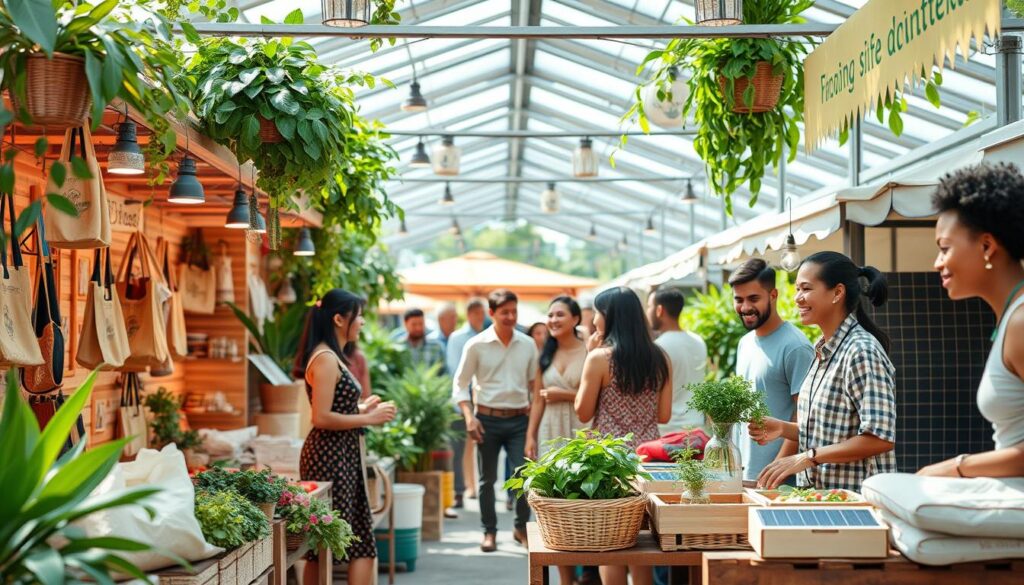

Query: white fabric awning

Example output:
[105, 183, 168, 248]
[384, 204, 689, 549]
[601, 242, 705, 291]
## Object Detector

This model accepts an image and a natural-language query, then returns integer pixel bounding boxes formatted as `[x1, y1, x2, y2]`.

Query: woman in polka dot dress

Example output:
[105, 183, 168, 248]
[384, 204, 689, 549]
[294, 289, 396, 585]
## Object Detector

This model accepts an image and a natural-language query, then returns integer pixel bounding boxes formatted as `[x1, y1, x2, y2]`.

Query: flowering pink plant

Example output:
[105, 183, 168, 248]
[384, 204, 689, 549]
[280, 491, 357, 558]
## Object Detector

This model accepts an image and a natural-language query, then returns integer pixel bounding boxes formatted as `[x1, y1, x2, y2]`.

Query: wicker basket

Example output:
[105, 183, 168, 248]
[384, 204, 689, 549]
[258, 117, 283, 143]
[258, 502, 276, 522]
[286, 532, 306, 551]
[528, 492, 648, 552]
[9, 53, 91, 129]
[653, 525, 751, 551]
[717, 61, 784, 114]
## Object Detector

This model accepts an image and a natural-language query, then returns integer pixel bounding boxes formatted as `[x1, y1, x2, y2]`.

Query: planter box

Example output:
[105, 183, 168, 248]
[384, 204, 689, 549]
[153, 557, 220, 585]
[217, 548, 240, 585]
[745, 487, 870, 506]
[236, 542, 255, 585]
[397, 470, 443, 541]
[748, 506, 890, 559]
[648, 492, 758, 551]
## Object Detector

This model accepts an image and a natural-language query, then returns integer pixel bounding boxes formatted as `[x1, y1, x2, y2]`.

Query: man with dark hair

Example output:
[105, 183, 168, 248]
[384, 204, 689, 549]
[647, 288, 708, 434]
[403, 308, 446, 373]
[729, 258, 814, 483]
[453, 289, 538, 552]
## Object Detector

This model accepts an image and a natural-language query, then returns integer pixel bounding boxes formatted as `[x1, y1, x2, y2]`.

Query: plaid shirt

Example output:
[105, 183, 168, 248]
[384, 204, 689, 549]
[406, 338, 448, 375]
[797, 314, 897, 491]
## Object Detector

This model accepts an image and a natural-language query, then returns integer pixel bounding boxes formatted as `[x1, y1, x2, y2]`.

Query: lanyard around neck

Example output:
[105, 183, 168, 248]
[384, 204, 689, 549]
[992, 279, 1024, 342]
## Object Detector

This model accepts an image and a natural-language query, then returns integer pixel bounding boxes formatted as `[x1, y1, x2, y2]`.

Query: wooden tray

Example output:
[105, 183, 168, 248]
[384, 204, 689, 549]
[745, 487, 870, 506]
[648, 493, 757, 551]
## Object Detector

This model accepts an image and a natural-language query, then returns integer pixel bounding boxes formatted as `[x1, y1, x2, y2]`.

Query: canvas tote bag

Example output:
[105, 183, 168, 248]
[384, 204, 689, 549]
[76, 248, 131, 370]
[116, 372, 148, 459]
[44, 126, 112, 249]
[22, 217, 65, 393]
[214, 240, 234, 304]
[116, 232, 169, 371]
[156, 237, 188, 360]
[178, 229, 215, 314]
[0, 192, 44, 367]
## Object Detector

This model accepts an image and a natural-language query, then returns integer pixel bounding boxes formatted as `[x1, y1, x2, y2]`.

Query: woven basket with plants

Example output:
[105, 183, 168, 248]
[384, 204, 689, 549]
[505, 431, 651, 552]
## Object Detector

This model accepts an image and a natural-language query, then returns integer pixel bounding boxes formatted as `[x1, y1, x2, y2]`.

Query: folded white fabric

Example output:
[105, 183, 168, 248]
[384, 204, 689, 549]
[198, 425, 259, 459]
[881, 510, 1024, 565]
[862, 473, 1024, 539]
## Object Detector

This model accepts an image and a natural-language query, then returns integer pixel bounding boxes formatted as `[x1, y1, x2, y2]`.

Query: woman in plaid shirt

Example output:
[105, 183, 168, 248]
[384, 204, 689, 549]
[749, 251, 898, 491]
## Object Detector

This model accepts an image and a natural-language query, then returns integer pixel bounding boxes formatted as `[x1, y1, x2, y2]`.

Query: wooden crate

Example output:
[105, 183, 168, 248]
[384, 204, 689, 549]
[154, 557, 220, 585]
[648, 492, 757, 551]
[637, 463, 683, 494]
[748, 506, 889, 559]
[746, 487, 870, 506]
[253, 534, 274, 579]
[397, 470, 444, 541]
[236, 542, 255, 585]
[218, 548, 240, 585]
[704, 551, 1024, 585]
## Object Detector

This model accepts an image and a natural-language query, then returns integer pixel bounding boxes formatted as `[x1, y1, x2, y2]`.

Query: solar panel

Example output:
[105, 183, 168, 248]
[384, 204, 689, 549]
[647, 471, 677, 481]
[756, 508, 880, 528]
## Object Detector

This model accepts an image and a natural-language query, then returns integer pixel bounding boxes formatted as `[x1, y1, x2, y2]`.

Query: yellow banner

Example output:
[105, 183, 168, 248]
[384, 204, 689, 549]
[804, 0, 1001, 151]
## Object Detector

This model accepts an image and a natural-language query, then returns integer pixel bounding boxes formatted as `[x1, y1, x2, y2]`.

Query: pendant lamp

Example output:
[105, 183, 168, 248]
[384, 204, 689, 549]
[107, 119, 145, 175]
[433, 136, 460, 176]
[410, 139, 431, 167]
[294, 227, 316, 256]
[540, 183, 559, 213]
[682, 179, 698, 204]
[642, 67, 689, 129]
[167, 156, 205, 204]
[779, 198, 801, 272]
[225, 186, 250, 229]
[694, 0, 743, 26]
[322, 0, 370, 27]
[572, 137, 598, 178]
[402, 80, 428, 112]
[439, 182, 455, 206]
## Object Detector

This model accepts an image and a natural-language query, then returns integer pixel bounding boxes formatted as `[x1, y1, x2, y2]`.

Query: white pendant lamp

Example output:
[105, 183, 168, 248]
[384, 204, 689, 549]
[433, 135, 461, 176]
[572, 137, 598, 178]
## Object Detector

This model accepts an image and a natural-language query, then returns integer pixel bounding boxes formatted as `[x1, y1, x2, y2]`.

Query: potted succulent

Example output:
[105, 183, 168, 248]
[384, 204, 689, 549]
[0, 0, 187, 172]
[505, 431, 651, 552]
[685, 376, 769, 491]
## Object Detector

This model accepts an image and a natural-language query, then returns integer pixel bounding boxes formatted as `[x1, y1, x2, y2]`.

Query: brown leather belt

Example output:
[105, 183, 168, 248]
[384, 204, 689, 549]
[476, 405, 530, 418]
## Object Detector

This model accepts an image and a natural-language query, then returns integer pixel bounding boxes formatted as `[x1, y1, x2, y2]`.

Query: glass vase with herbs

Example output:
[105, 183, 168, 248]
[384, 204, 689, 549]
[686, 376, 769, 491]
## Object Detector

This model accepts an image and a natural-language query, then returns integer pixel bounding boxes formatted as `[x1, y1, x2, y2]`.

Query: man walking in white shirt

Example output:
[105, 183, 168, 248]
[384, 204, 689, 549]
[453, 289, 538, 552]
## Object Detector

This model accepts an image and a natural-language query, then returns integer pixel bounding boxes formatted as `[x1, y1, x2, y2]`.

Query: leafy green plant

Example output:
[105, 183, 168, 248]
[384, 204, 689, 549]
[378, 363, 459, 471]
[686, 376, 770, 426]
[505, 431, 651, 500]
[281, 497, 358, 558]
[144, 387, 202, 451]
[227, 300, 309, 375]
[360, 321, 411, 387]
[0, 369, 174, 583]
[672, 447, 711, 504]
[193, 467, 237, 494]
[365, 419, 424, 466]
[1010, 0, 1024, 17]
[194, 490, 269, 549]
[232, 469, 288, 505]
[0, 0, 189, 181]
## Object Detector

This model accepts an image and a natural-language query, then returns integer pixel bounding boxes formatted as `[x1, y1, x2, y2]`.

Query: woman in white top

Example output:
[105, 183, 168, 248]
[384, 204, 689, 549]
[919, 163, 1024, 478]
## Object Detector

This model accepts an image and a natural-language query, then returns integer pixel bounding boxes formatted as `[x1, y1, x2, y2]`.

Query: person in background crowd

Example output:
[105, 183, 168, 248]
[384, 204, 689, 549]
[454, 290, 538, 552]
[295, 289, 397, 585]
[579, 294, 597, 339]
[526, 296, 587, 585]
[429, 302, 458, 348]
[729, 259, 815, 484]
[576, 287, 671, 585]
[749, 252, 897, 492]
[403, 308, 447, 373]
[647, 288, 707, 435]
[918, 163, 1024, 478]
[527, 322, 548, 351]
[344, 298, 373, 399]
[447, 298, 488, 506]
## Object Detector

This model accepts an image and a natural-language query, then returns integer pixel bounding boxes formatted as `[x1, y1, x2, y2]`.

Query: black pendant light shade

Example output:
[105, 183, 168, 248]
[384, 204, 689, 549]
[294, 227, 316, 256]
[108, 119, 145, 175]
[682, 179, 698, 204]
[439, 183, 455, 206]
[225, 186, 250, 229]
[410, 139, 431, 167]
[168, 156, 205, 204]
[402, 81, 428, 112]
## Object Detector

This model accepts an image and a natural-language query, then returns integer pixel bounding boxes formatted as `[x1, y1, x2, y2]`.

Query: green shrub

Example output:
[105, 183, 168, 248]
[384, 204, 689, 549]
[194, 491, 269, 549]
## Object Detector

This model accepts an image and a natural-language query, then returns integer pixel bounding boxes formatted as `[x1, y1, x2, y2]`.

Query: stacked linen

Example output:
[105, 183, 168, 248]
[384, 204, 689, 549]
[862, 473, 1024, 565]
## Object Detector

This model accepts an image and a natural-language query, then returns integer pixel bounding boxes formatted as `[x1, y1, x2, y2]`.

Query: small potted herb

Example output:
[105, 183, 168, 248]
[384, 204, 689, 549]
[505, 431, 651, 552]
[145, 387, 207, 471]
[686, 376, 769, 489]
[672, 447, 711, 505]
[194, 490, 270, 550]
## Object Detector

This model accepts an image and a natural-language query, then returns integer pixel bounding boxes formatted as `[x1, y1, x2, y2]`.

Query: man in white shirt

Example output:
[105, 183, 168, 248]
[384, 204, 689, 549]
[648, 288, 708, 435]
[446, 298, 488, 511]
[453, 289, 538, 552]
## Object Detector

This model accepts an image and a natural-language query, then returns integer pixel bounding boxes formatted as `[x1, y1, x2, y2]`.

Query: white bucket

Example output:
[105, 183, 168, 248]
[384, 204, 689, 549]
[392, 483, 426, 531]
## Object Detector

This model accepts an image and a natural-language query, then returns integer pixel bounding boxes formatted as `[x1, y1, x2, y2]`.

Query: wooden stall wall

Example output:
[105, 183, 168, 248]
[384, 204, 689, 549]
[11, 158, 254, 448]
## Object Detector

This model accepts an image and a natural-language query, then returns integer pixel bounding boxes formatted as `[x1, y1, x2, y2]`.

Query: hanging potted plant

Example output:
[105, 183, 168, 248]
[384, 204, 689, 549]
[0, 0, 188, 172]
[505, 431, 651, 552]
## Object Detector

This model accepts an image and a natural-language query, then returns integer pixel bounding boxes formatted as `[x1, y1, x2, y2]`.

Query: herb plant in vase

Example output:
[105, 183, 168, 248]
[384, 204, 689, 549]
[673, 447, 712, 504]
[686, 376, 769, 491]
[505, 431, 651, 552]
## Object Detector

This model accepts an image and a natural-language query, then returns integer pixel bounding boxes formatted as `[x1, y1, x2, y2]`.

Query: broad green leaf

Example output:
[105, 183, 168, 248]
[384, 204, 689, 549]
[14, 201, 41, 238]
[925, 82, 941, 108]
[22, 547, 63, 585]
[70, 156, 93, 180]
[266, 67, 286, 84]
[269, 89, 301, 115]
[31, 440, 127, 514]
[8, 0, 58, 56]
[284, 8, 304, 24]
[238, 67, 261, 86]
[46, 193, 78, 217]
[242, 116, 259, 150]
[274, 116, 296, 141]
[62, 536, 150, 555]
[0, 163, 15, 194]
[34, 137, 48, 157]
[84, 50, 106, 124]
[888, 110, 904, 136]
[30, 370, 95, 480]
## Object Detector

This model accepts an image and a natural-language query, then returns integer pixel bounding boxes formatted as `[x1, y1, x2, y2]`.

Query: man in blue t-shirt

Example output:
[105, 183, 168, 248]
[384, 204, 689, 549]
[730, 258, 815, 483]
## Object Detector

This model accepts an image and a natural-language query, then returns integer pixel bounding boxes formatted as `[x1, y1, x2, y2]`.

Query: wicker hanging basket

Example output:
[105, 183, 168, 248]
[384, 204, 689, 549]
[717, 61, 784, 114]
[286, 532, 306, 551]
[258, 117, 283, 143]
[527, 492, 648, 552]
[9, 53, 91, 129]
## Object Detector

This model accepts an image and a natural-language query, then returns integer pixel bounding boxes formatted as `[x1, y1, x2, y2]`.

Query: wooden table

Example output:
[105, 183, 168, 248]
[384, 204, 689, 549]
[526, 522, 702, 585]
[703, 551, 1024, 585]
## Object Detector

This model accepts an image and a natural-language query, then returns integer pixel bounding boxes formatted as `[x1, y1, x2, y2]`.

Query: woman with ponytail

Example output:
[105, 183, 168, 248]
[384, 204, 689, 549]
[749, 252, 897, 491]
[294, 289, 396, 585]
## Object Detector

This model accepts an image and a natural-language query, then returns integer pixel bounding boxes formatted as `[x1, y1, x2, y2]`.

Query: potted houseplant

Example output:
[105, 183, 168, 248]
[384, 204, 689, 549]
[281, 495, 358, 559]
[0, 369, 175, 582]
[685, 376, 769, 491]
[233, 469, 288, 521]
[145, 387, 207, 471]
[227, 301, 309, 414]
[277, 485, 313, 551]
[505, 431, 651, 552]
[0, 0, 187, 173]
[194, 490, 270, 551]
[365, 419, 424, 469]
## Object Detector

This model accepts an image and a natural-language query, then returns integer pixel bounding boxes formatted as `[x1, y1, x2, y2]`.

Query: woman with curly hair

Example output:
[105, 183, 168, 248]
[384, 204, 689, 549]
[918, 162, 1024, 478]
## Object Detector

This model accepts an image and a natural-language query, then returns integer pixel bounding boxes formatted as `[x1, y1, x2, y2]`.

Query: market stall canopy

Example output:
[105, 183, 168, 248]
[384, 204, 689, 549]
[600, 242, 705, 293]
[399, 251, 598, 301]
